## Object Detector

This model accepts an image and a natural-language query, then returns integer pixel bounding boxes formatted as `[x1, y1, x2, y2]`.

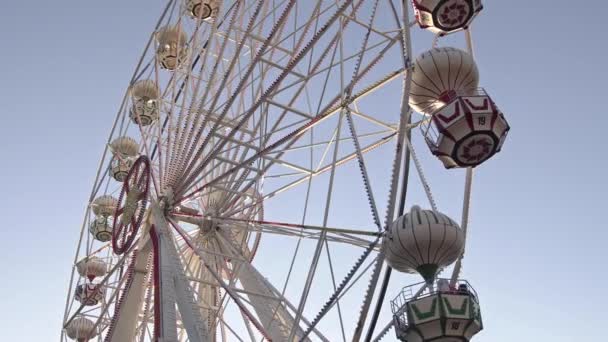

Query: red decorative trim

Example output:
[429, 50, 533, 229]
[439, 90, 457, 103]
[433, 119, 456, 142]
[455, 98, 473, 131]
[489, 101, 500, 128]
[502, 113, 511, 132]
[464, 98, 489, 111]
[150, 225, 162, 341]
[435, 101, 462, 123]
[464, 114, 475, 131]
[489, 98, 499, 114]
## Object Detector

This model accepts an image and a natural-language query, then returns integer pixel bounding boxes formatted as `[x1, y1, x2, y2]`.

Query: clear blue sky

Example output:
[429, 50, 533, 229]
[0, 0, 606, 341]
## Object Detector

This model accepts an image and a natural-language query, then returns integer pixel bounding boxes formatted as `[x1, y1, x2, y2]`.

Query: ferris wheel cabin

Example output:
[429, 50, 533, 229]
[75, 256, 107, 282]
[391, 279, 483, 342]
[409, 47, 510, 168]
[413, 0, 483, 35]
[155, 25, 189, 70]
[75, 283, 105, 306]
[65, 316, 98, 342]
[108, 136, 140, 181]
[129, 79, 160, 126]
[421, 89, 510, 169]
[186, 0, 220, 20]
[88, 216, 113, 242]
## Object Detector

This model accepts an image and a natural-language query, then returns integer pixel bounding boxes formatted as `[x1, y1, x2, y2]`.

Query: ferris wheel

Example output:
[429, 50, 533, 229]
[61, 0, 509, 341]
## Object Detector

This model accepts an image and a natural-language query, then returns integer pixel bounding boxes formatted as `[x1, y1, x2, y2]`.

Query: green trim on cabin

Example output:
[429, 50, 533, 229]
[410, 297, 438, 320]
[443, 296, 469, 315]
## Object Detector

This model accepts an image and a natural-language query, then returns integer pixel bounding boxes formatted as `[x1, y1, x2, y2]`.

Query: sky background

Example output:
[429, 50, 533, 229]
[0, 0, 607, 341]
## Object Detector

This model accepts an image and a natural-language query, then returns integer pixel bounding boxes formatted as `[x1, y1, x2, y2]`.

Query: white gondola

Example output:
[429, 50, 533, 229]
[422, 88, 510, 168]
[108, 136, 139, 182]
[410, 47, 509, 168]
[75, 256, 107, 281]
[409, 47, 479, 114]
[391, 279, 483, 342]
[109, 157, 134, 182]
[75, 283, 106, 306]
[90, 195, 118, 217]
[129, 79, 160, 126]
[65, 316, 98, 341]
[156, 25, 189, 70]
[383, 205, 464, 283]
[89, 216, 113, 242]
[110, 136, 139, 156]
[413, 0, 483, 35]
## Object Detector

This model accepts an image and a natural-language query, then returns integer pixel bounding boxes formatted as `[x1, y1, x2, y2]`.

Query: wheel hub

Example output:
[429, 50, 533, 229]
[121, 187, 142, 225]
